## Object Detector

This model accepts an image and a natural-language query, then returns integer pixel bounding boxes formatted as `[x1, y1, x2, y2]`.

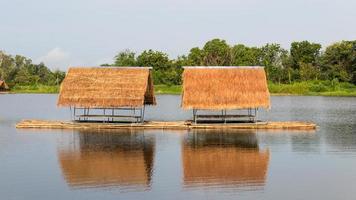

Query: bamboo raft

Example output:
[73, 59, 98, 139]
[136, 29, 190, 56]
[16, 120, 317, 130]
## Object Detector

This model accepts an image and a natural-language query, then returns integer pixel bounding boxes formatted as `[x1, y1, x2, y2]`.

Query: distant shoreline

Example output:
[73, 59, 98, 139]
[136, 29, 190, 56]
[6, 83, 356, 97]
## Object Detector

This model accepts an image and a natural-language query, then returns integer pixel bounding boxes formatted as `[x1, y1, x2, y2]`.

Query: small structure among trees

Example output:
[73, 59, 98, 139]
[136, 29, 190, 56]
[0, 80, 9, 91]
[181, 66, 270, 123]
[57, 67, 156, 123]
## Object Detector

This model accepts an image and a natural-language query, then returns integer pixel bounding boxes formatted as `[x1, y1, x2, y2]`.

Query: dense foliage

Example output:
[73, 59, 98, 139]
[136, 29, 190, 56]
[0, 51, 65, 88]
[111, 39, 356, 86]
[1, 39, 355, 93]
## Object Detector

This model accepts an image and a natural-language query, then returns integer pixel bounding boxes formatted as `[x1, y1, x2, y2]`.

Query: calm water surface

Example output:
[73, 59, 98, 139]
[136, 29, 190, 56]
[0, 94, 355, 200]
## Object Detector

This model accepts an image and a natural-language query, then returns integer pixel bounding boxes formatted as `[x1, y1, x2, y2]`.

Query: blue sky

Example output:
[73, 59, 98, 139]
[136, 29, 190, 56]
[0, 0, 355, 70]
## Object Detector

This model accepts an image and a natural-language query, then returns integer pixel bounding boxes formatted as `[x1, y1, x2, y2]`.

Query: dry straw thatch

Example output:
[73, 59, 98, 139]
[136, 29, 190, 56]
[181, 66, 270, 110]
[0, 80, 9, 91]
[57, 67, 156, 108]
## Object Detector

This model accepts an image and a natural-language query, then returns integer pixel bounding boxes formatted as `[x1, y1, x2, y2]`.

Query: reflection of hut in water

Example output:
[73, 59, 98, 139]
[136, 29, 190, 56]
[182, 130, 270, 188]
[58, 130, 155, 189]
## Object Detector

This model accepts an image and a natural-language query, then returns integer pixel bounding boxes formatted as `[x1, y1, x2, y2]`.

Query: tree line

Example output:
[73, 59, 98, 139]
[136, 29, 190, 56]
[0, 51, 65, 87]
[1, 39, 355, 89]
[107, 39, 356, 86]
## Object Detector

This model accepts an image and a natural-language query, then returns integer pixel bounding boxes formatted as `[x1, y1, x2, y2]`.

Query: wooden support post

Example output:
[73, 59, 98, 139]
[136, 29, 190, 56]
[224, 109, 227, 124]
[141, 105, 145, 123]
[221, 110, 224, 123]
[193, 109, 197, 124]
[107, 108, 110, 123]
[139, 107, 142, 123]
[248, 108, 252, 122]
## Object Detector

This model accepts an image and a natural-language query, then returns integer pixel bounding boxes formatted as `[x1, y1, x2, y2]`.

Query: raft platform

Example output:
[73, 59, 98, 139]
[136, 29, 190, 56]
[16, 120, 317, 130]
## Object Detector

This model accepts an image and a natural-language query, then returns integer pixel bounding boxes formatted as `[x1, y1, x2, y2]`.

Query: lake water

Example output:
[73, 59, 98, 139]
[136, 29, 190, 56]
[0, 94, 355, 200]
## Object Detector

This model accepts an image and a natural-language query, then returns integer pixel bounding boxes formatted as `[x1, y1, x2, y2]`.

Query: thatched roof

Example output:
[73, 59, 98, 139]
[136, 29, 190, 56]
[57, 67, 156, 108]
[0, 80, 9, 90]
[182, 66, 270, 110]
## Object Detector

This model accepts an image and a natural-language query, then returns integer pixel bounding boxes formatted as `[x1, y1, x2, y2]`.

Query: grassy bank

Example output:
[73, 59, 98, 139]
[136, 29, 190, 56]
[155, 81, 356, 96]
[11, 85, 60, 93]
[268, 81, 356, 97]
[9, 84, 183, 94]
[154, 85, 182, 94]
[9, 81, 356, 96]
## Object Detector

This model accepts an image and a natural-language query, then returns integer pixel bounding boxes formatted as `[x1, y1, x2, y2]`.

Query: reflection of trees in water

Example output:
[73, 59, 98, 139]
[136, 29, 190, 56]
[58, 129, 155, 190]
[182, 130, 270, 189]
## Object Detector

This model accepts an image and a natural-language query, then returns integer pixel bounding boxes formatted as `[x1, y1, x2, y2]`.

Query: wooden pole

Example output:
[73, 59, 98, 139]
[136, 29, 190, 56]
[111, 109, 113, 122]
[193, 109, 197, 124]
[224, 109, 226, 124]
[141, 105, 146, 123]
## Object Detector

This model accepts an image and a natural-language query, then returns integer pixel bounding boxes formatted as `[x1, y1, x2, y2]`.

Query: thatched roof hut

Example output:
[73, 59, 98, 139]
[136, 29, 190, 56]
[0, 80, 9, 91]
[57, 67, 156, 108]
[181, 66, 270, 110]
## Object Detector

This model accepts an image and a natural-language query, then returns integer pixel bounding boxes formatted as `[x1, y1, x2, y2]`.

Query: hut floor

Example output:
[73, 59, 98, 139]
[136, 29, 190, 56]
[16, 120, 317, 131]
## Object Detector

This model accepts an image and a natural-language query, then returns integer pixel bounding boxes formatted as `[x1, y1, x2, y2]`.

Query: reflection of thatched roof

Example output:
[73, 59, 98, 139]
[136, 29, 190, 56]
[58, 130, 155, 189]
[182, 131, 269, 187]
[182, 66, 270, 110]
[0, 80, 9, 90]
[57, 67, 156, 108]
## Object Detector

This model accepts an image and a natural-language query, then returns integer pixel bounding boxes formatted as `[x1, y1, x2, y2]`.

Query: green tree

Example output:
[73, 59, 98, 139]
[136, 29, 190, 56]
[259, 44, 289, 83]
[0, 51, 16, 83]
[0, 51, 65, 87]
[299, 62, 320, 81]
[187, 47, 203, 66]
[321, 40, 356, 83]
[136, 50, 172, 84]
[114, 49, 137, 66]
[231, 44, 261, 66]
[52, 70, 66, 85]
[290, 41, 321, 69]
[201, 39, 231, 66]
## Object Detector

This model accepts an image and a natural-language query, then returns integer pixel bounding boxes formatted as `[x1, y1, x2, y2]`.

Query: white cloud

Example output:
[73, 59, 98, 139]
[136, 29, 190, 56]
[36, 48, 71, 71]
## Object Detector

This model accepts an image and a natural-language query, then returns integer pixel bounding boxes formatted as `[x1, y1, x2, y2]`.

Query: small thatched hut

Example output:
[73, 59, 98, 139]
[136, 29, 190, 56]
[181, 66, 270, 123]
[57, 67, 156, 122]
[0, 80, 9, 91]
